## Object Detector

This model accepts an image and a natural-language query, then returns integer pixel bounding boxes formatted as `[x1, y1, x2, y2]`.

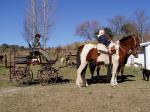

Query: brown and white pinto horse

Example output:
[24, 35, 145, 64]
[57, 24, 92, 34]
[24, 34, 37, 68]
[76, 35, 140, 87]
[89, 50, 132, 81]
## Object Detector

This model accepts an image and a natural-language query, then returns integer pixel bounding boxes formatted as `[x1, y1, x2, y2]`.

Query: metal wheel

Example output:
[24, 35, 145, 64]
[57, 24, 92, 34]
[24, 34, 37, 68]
[48, 67, 58, 84]
[23, 69, 33, 85]
[10, 68, 24, 87]
[37, 69, 49, 86]
[10, 67, 33, 86]
[37, 66, 58, 86]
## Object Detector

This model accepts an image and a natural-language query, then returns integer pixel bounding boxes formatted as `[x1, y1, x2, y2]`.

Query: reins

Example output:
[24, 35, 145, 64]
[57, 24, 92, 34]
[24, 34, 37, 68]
[119, 46, 126, 53]
[119, 35, 138, 53]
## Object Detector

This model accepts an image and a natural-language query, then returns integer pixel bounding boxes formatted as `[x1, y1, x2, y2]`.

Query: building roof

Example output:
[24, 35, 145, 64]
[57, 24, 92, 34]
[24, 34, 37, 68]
[140, 41, 150, 47]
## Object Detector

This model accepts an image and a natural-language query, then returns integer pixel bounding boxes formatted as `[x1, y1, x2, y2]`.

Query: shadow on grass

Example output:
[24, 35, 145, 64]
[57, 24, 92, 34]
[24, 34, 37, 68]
[87, 74, 135, 85]
[56, 76, 70, 84]
[28, 76, 71, 86]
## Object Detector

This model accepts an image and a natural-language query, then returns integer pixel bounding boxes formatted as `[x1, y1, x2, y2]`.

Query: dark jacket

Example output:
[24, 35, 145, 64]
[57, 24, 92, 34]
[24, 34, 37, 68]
[97, 35, 111, 47]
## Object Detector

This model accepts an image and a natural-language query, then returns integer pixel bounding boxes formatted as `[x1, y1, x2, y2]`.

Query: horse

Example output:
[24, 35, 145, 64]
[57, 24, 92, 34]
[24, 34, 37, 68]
[89, 50, 132, 81]
[89, 63, 111, 82]
[76, 35, 140, 87]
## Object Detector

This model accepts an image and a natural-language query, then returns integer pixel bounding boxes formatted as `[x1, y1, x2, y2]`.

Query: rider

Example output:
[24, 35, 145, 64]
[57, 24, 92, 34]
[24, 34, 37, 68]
[95, 28, 115, 54]
[32, 33, 51, 62]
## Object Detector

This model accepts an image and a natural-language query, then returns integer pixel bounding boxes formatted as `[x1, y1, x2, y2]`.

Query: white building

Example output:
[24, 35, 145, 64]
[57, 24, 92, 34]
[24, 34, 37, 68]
[126, 42, 150, 70]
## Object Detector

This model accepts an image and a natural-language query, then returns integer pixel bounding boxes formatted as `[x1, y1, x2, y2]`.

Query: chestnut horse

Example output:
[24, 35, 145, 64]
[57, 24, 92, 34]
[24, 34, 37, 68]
[89, 50, 132, 81]
[76, 35, 140, 87]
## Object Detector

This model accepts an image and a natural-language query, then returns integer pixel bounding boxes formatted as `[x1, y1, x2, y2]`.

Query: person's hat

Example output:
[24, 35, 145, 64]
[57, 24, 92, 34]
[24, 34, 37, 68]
[35, 33, 41, 38]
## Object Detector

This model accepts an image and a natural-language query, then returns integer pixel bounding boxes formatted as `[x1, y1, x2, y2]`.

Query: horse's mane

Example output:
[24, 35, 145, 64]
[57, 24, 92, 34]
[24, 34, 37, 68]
[119, 35, 133, 42]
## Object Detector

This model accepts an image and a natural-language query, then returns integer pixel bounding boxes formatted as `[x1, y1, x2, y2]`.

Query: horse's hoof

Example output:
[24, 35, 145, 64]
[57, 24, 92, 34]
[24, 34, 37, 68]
[110, 84, 119, 88]
[76, 83, 83, 88]
[86, 83, 88, 87]
[114, 83, 118, 86]
[80, 83, 87, 88]
[110, 85, 116, 88]
[76, 81, 81, 87]
[110, 83, 115, 87]
[115, 84, 119, 87]
[76, 82, 85, 88]
[76, 83, 80, 87]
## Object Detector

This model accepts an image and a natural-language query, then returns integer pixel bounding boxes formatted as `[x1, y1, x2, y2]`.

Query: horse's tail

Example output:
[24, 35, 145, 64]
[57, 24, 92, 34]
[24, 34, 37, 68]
[76, 45, 84, 69]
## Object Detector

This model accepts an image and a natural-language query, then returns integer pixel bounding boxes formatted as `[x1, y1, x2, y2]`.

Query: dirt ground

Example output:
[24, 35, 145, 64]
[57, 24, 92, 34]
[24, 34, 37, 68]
[0, 74, 150, 112]
[0, 65, 150, 112]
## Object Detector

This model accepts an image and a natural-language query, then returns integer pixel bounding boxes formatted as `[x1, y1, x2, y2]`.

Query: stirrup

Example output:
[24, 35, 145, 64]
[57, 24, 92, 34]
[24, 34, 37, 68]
[109, 50, 115, 55]
[98, 50, 109, 54]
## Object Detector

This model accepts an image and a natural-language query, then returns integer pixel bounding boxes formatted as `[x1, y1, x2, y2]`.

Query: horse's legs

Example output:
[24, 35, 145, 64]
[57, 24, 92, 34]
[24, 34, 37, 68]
[89, 63, 96, 79]
[115, 64, 125, 83]
[114, 66, 121, 86]
[114, 73, 118, 86]
[97, 65, 101, 77]
[147, 74, 149, 81]
[106, 65, 112, 82]
[120, 65, 125, 81]
[110, 76, 115, 86]
[76, 61, 88, 87]
[81, 64, 88, 86]
[111, 62, 119, 87]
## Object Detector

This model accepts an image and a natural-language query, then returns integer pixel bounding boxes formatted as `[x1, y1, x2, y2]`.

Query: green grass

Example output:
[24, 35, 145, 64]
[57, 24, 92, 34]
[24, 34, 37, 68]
[0, 61, 143, 88]
[0, 66, 11, 88]
[0, 65, 149, 112]
[0, 66, 9, 76]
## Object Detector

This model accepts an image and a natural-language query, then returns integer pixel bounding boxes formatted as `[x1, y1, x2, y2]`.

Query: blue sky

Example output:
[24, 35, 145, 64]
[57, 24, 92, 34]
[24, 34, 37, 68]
[0, 0, 150, 47]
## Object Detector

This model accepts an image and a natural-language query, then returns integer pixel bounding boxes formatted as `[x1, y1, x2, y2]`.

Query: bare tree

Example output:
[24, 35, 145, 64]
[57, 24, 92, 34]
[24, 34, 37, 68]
[31, 0, 36, 38]
[23, 0, 36, 43]
[75, 20, 100, 40]
[134, 10, 150, 42]
[41, 0, 55, 50]
[23, 13, 32, 43]
[121, 22, 138, 36]
[23, 0, 55, 49]
[108, 16, 127, 37]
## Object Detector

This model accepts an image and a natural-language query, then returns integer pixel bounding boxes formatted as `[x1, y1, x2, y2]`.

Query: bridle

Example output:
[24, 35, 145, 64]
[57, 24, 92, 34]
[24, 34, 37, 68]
[119, 35, 140, 56]
[130, 35, 140, 55]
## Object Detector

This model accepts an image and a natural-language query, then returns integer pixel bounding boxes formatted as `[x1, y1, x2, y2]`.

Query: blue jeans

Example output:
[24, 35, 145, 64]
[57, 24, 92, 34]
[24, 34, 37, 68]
[98, 35, 111, 47]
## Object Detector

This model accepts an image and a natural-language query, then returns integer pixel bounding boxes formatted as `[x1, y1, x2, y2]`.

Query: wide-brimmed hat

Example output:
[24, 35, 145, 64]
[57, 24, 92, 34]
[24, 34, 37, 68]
[35, 33, 41, 38]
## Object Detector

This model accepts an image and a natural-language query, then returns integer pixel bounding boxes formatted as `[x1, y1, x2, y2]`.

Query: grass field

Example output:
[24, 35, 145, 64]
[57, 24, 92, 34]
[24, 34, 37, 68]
[0, 63, 150, 112]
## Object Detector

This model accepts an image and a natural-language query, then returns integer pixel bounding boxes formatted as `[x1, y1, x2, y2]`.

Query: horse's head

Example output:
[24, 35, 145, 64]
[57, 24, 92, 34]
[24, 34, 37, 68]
[130, 35, 141, 58]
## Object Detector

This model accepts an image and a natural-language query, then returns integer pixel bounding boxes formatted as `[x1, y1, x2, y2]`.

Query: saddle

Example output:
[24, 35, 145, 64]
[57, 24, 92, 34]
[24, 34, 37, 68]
[96, 43, 116, 64]
[96, 43, 116, 55]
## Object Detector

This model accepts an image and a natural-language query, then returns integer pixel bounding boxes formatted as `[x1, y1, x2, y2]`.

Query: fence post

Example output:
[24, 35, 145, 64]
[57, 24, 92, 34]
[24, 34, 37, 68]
[4, 54, 7, 68]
